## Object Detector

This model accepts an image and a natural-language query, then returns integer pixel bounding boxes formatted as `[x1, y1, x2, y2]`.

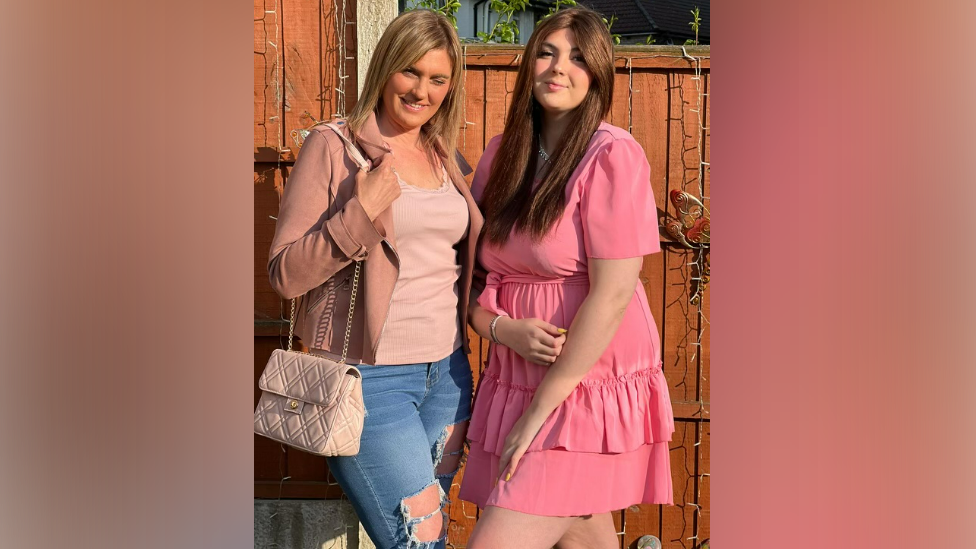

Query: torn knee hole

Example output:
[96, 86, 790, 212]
[400, 483, 445, 544]
[408, 512, 443, 544]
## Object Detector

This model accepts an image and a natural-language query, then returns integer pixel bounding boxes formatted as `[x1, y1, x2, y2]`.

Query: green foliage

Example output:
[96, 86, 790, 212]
[539, 0, 576, 22]
[644, 33, 656, 45]
[478, 0, 529, 43]
[684, 6, 701, 45]
[604, 14, 621, 45]
[474, 0, 621, 47]
[406, 0, 461, 26]
[538, 0, 619, 45]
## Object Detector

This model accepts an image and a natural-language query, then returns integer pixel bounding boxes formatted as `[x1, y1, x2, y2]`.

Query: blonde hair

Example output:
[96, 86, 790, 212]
[347, 10, 464, 173]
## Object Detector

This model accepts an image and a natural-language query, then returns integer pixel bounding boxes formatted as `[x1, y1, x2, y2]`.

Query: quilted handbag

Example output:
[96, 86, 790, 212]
[254, 122, 369, 457]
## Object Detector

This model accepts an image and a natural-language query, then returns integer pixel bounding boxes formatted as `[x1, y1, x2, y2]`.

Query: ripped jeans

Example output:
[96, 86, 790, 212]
[326, 347, 473, 549]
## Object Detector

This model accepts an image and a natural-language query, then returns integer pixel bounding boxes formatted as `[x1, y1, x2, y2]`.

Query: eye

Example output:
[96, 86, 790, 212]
[402, 67, 417, 76]
[432, 78, 448, 86]
[537, 50, 553, 58]
[572, 54, 586, 63]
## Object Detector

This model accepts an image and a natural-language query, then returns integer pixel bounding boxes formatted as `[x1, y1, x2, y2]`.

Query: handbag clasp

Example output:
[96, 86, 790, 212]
[285, 399, 305, 414]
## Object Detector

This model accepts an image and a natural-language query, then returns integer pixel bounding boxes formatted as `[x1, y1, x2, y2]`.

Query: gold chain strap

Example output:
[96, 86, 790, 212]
[339, 260, 362, 363]
[288, 298, 297, 351]
[287, 260, 362, 364]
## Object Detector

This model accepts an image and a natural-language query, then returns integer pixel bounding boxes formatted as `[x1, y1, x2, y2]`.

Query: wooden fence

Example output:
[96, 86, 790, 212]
[255, 5, 710, 546]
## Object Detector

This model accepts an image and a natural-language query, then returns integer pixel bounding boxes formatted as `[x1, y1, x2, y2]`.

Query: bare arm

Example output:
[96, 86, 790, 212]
[469, 302, 567, 367]
[468, 302, 498, 342]
[525, 257, 641, 420]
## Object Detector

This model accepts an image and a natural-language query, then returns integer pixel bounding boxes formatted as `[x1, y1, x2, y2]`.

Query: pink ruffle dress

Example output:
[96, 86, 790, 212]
[458, 123, 675, 516]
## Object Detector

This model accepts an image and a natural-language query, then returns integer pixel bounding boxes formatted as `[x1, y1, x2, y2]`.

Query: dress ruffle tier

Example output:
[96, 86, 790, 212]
[467, 365, 674, 457]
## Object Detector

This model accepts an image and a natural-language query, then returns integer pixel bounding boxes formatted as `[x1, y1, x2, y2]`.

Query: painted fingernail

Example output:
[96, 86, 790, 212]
[505, 473, 511, 481]
[557, 328, 567, 334]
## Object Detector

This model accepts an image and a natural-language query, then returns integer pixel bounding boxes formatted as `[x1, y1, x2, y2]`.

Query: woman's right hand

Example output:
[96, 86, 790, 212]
[355, 153, 400, 221]
[494, 317, 567, 366]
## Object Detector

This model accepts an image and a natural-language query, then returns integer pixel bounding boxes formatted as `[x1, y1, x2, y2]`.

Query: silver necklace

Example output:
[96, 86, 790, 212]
[538, 141, 550, 163]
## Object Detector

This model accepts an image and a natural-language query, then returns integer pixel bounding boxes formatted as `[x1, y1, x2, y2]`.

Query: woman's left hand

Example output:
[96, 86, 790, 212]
[497, 412, 545, 485]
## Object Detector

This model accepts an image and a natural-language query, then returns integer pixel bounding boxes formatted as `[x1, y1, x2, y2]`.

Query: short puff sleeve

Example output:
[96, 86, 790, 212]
[580, 137, 661, 258]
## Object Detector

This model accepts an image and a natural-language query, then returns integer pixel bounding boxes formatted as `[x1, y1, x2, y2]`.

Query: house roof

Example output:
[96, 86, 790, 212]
[577, 0, 710, 41]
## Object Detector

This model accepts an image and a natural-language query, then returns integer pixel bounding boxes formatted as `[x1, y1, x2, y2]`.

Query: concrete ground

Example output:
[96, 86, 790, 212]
[254, 499, 376, 549]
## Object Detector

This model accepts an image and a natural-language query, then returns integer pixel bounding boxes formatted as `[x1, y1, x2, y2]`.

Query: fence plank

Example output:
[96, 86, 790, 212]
[255, 164, 285, 321]
[255, 0, 283, 156]
[610, 71, 630, 129]
[700, 73, 710, 406]
[460, 66, 486, 172]
[483, 68, 517, 144]
[667, 72, 704, 217]
[662, 420, 697, 548]
[663, 246, 698, 407]
[702, 73, 710, 206]
[630, 70, 669, 220]
[700, 272, 710, 405]
[697, 420, 710, 546]
[331, 0, 358, 116]
[281, 0, 325, 161]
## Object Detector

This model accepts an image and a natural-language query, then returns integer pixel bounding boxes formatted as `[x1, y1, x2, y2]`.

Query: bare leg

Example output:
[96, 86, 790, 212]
[467, 506, 577, 549]
[554, 512, 619, 549]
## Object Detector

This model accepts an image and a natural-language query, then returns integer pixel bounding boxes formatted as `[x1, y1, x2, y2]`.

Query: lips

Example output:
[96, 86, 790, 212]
[545, 82, 567, 91]
[400, 97, 427, 112]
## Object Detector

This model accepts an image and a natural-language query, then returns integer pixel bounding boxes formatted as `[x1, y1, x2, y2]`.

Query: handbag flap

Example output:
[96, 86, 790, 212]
[258, 349, 362, 407]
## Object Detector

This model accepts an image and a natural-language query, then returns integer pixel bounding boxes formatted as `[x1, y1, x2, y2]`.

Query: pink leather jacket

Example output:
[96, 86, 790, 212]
[268, 113, 484, 364]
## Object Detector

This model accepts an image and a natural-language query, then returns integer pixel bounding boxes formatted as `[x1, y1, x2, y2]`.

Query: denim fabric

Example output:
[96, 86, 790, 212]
[326, 347, 473, 549]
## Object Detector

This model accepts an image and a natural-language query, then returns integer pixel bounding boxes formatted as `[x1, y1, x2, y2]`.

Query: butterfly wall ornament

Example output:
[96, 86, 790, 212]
[662, 189, 710, 305]
[664, 189, 710, 247]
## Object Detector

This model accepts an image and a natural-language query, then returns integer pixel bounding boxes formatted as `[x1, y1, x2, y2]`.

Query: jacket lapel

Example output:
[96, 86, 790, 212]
[346, 113, 397, 250]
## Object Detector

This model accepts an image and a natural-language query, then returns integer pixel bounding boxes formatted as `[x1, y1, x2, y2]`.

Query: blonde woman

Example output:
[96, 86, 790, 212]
[268, 10, 482, 549]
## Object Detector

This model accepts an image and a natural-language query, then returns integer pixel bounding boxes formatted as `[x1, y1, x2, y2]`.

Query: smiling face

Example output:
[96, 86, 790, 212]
[532, 28, 593, 116]
[380, 48, 453, 133]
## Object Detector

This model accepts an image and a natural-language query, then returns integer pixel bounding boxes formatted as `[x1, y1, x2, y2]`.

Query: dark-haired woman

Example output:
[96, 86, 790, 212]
[458, 8, 674, 548]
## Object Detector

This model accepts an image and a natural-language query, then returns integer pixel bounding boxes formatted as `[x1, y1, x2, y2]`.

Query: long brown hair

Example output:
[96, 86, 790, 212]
[347, 10, 465, 175]
[482, 8, 615, 244]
